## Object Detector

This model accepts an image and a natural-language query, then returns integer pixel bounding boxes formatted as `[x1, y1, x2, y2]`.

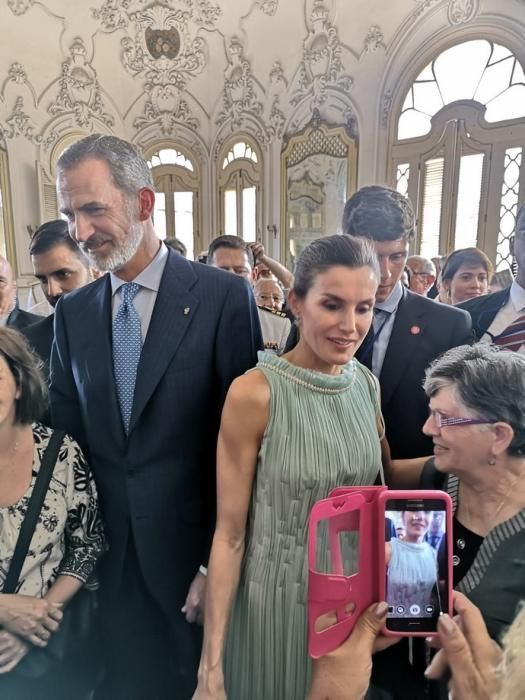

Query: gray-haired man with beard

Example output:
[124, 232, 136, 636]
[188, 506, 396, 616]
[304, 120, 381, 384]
[50, 133, 262, 699]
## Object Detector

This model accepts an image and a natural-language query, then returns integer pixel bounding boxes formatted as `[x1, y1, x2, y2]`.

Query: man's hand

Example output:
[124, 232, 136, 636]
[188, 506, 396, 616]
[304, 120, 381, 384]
[0, 594, 62, 647]
[308, 602, 399, 700]
[248, 242, 265, 263]
[425, 593, 502, 700]
[0, 630, 30, 674]
[182, 571, 207, 625]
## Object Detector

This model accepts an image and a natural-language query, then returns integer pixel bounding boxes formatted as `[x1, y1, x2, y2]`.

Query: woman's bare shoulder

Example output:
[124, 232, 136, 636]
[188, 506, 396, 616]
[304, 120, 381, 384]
[221, 370, 271, 441]
[227, 369, 271, 409]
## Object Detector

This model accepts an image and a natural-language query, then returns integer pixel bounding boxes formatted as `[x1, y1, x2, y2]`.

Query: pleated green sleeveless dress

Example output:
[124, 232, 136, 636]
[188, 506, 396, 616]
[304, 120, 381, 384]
[224, 351, 383, 700]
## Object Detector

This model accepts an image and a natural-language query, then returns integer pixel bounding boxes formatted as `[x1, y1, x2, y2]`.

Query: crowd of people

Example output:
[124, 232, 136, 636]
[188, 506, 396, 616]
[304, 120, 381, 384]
[0, 132, 523, 700]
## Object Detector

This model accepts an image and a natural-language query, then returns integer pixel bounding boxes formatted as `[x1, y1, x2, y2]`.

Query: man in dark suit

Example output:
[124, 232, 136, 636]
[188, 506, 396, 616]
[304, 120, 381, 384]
[342, 186, 473, 460]
[459, 201, 525, 352]
[0, 255, 40, 330]
[50, 134, 262, 700]
[21, 219, 93, 377]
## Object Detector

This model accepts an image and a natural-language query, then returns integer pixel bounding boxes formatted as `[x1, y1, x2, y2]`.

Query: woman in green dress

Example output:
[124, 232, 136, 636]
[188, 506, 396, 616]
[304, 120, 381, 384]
[193, 235, 384, 700]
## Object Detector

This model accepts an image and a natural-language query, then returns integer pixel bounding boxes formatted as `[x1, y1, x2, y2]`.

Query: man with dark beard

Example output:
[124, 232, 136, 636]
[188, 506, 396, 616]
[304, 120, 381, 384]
[50, 133, 262, 700]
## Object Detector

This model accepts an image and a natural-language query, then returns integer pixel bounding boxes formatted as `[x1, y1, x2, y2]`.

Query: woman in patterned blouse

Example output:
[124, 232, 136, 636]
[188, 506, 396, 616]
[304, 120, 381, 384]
[0, 328, 105, 697]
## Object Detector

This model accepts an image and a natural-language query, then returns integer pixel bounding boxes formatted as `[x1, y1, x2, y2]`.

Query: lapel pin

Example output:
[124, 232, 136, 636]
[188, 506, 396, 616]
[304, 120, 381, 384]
[410, 325, 421, 335]
[183, 307, 190, 316]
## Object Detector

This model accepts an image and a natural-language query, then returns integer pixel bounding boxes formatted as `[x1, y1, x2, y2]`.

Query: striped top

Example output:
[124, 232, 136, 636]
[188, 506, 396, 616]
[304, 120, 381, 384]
[421, 469, 525, 641]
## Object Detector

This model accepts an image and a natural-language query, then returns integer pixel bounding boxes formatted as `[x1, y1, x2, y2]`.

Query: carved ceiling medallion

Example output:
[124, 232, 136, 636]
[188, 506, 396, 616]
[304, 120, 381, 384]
[145, 27, 181, 59]
[92, 0, 221, 136]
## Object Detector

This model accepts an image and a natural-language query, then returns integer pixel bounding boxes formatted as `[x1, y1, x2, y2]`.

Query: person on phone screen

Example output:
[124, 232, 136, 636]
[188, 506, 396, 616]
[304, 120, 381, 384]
[385, 511, 438, 615]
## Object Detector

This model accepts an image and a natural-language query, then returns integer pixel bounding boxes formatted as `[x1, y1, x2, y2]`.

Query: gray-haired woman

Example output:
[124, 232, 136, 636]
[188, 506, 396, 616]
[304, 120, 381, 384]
[389, 343, 525, 641]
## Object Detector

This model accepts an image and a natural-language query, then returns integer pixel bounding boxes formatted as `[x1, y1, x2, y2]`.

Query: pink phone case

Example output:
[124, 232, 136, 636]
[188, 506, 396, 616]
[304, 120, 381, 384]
[378, 490, 453, 637]
[308, 487, 453, 656]
[307, 486, 387, 658]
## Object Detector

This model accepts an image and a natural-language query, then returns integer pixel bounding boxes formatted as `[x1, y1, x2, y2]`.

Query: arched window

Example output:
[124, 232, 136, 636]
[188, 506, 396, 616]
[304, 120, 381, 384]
[147, 146, 199, 260]
[391, 39, 525, 271]
[218, 138, 262, 242]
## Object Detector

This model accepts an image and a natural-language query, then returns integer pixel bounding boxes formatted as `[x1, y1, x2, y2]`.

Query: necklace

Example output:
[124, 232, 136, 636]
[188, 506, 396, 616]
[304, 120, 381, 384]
[460, 470, 525, 536]
[453, 474, 523, 567]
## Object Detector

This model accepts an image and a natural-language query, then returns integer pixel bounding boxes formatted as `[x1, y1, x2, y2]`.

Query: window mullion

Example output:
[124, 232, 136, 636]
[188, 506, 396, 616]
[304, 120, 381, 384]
[166, 175, 176, 237]
[441, 120, 461, 253]
[237, 171, 243, 240]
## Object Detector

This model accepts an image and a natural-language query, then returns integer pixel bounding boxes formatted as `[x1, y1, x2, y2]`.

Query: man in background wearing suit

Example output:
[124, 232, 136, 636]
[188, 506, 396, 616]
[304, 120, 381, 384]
[22, 219, 93, 377]
[343, 186, 473, 461]
[207, 234, 291, 354]
[50, 134, 262, 700]
[0, 255, 40, 330]
[460, 201, 525, 353]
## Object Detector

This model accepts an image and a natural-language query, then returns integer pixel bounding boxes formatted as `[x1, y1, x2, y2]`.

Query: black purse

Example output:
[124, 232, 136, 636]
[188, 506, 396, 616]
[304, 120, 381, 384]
[2, 429, 99, 678]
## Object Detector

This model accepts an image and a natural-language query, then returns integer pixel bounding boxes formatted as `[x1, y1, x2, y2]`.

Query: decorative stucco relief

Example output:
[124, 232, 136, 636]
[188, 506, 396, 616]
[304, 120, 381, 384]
[410, 0, 478, 25]
[216, 38, 264, 131]
[409, 0, 442, 25]
[0, 96, 58, 149]
[6, 63, 30, 86]
[290, 0, 353, 111]
[91, 0, 129, 32]
[7, 0, 34, 15]
[92, 0, 221, 136]
[448, 0, 478, 24]
[363, 26, 385, 54]
[342, 106, 358, 141]
[1, 97, 35, 140]
[255, 0, 279, 15]
[48, 37, 114, 129]
[264, 61, 287, 142]
[381, 89, 394, 129]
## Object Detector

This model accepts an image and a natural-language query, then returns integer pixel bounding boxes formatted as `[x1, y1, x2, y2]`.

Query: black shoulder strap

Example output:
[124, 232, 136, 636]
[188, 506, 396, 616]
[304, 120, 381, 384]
[419, 457, 446, 491]
[2, 429, 65, 594]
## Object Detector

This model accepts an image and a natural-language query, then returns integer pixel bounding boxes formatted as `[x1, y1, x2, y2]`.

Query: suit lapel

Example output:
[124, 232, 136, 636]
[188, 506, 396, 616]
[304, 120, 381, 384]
[379, 289, 425, 407]
[473, 288, 510, 339]
[129, 252, 199, 434]
[80, 276, 126, 446]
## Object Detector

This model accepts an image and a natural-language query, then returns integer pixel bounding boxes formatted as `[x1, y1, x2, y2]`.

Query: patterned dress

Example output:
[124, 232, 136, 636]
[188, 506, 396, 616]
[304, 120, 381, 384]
[0, 423, 106, 596]
[224, 351, 383, 700]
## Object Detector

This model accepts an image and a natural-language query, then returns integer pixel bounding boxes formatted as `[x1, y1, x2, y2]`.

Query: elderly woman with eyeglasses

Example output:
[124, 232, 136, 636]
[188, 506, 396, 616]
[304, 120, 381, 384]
[388, 343, 525, 643]
[372, 343, 525, 700]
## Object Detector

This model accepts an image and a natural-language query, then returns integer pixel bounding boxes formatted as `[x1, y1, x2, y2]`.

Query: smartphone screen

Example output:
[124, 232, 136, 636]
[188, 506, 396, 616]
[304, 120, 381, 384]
[384, 498, 449, 633]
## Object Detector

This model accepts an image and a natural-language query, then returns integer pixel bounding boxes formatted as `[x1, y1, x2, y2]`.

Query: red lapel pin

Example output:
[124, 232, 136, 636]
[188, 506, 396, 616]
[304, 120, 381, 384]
[410, 325, 421, 335]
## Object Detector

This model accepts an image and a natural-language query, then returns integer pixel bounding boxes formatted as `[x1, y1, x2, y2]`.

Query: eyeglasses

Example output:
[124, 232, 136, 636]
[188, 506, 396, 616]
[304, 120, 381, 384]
[429, 410, 494, 428]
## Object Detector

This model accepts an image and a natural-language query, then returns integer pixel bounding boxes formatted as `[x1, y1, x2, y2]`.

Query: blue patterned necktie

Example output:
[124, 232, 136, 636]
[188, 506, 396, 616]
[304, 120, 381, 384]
[112, 282, 142, 433]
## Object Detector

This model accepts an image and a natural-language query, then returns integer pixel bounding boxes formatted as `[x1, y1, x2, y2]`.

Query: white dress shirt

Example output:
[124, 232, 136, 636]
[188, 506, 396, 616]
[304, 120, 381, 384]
[110, 242, 168, 342]
[372, 282, 404, 377]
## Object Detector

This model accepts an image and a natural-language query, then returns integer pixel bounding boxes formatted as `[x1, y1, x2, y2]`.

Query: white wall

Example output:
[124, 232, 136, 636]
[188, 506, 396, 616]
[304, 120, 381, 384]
[0, 0, 524, 297]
